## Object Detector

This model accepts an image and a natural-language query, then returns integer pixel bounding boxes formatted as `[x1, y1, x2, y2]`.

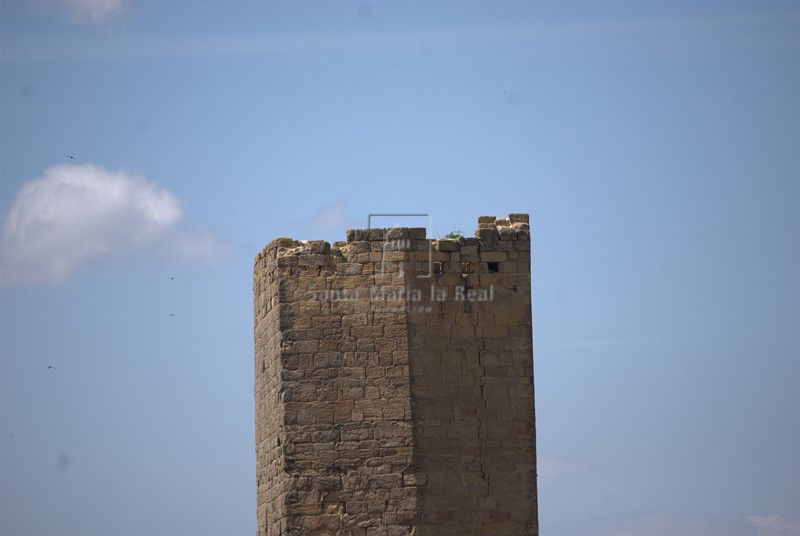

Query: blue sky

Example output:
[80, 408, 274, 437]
[1, 1, 797, 535]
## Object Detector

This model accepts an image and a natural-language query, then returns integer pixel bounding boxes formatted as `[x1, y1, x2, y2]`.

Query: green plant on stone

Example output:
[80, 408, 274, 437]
[443, 230, 463, 239]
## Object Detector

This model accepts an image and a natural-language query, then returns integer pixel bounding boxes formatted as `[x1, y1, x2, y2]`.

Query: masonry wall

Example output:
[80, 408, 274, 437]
[405, 215, 537, 535]
[254, 214, 537, 536]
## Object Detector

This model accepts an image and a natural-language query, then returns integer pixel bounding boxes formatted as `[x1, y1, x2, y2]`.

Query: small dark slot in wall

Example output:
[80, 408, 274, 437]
[488, 262, 499, 273]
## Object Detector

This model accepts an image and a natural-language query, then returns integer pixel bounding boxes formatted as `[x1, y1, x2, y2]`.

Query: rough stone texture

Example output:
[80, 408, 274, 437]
[254, 214, 537, 536]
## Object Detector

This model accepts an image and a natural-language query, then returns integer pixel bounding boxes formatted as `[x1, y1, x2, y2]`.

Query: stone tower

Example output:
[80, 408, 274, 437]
[254, 214, 537, 536]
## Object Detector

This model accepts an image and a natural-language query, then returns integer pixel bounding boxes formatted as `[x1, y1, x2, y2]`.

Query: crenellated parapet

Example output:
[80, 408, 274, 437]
[255, 214, 531, 280]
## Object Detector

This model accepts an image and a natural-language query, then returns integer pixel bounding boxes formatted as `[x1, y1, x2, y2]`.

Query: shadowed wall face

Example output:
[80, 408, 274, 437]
[406, 215, 537, 535]
[253, 214, 537, 536]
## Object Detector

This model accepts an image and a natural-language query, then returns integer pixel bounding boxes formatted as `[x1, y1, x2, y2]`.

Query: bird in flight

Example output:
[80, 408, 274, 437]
[66, 155, 75, 160]
[47, 365, 55, 370]
[168, 313, 176, 317]
[168, 276, 175, 280]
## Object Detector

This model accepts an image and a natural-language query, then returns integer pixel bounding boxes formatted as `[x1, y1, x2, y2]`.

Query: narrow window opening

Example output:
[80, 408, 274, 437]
[488, 262, 499, 273]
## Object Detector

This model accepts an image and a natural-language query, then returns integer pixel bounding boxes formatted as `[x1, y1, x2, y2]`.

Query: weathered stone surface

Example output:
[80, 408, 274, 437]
[254, 214, 538, 536]
[409, 228, 427, 240]
[433, 239, 459, 252]
[476, 228, 499, 242]
[498, 227, 517, 241]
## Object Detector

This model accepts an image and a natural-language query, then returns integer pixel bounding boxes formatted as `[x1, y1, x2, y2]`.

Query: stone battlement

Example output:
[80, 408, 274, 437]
[256, 214, 530, 262]
[254, 214, 531, 288]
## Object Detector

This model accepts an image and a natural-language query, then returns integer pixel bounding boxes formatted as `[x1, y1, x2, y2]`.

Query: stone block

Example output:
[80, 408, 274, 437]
[303, 240, 331, 254]
[366, 228, 384, 241]
[476, 227, 499, 242]
[338, 262, 363, 275]
[497, 227, 516, 241]
[481, 251, 508, 262]
[434, 239, 459, 252]
[409, 228, 427, 240]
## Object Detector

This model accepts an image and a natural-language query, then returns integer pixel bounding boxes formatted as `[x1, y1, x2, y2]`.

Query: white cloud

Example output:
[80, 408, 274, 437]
[304, 200, 355, 232]
[535, 336, 698, 351]
[747, 514, 800, 536]
[5, 8, 791, 62]
[28, 0, 133, 24]
[1, 163, 225, 286]
[551, 511, 753, 536]
[538, 455, 593, 480]
[166, 229, 231, 265]
[289, 200, 362, 243]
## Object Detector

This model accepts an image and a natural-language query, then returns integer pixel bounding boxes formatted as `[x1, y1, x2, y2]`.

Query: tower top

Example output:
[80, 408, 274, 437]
[255, 213, 531, 264]
[254, 212, 538, 535]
